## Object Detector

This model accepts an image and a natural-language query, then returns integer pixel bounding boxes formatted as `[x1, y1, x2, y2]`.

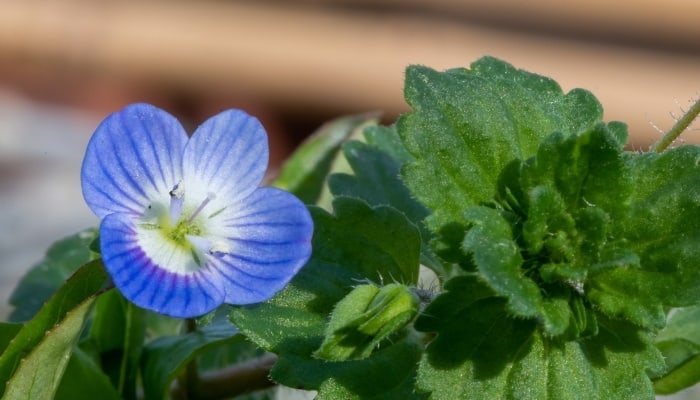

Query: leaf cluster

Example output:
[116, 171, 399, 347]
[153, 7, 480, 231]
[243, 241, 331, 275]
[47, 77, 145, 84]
[4, 57, 700, 399]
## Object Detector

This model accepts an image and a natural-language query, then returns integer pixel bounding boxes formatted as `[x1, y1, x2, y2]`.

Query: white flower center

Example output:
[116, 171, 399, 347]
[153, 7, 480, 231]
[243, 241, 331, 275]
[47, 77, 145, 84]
[137, 181, 230, 274]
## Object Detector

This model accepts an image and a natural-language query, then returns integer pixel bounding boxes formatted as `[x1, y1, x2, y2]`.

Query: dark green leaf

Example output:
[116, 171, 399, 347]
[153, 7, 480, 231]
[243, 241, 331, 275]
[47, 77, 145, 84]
[363, 124, 414, 163]
[461, 206, 536, 316]
[416, 276, 663, 399]
[8, 228, 98, 322]
[55, 347, 121, 400]
[275, 338, 424, 400]
[329, 135, 443, 275]
[231, 197, 423, 398]
[0, 323, 22, 353]
[0, 259, 109, 397]
[140, 318, 238, 400]
[274, 113, 378, 204]
[398, 57, 602, 257]
[330, 140, 429, 238]
[87, 290, 146, 399]
[590, 147, 700, 323]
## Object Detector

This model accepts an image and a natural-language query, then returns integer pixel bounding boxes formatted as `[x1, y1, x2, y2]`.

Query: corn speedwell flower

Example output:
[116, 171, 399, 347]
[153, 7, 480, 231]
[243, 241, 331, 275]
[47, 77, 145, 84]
[81, 103, 313, 318]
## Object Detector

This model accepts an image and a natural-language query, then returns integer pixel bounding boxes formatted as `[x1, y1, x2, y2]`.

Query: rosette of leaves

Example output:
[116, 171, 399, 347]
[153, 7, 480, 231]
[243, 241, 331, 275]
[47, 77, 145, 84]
[231, 56, 700, 398]
[399, 57, 700, 398]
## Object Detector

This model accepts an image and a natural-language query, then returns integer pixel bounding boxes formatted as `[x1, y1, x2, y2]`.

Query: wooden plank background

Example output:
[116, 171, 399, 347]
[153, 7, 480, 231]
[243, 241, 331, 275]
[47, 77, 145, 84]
[0, 0, 698, 147]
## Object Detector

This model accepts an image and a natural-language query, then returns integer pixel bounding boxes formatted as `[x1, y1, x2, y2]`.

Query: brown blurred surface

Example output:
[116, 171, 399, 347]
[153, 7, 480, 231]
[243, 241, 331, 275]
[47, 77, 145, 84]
[0, 0, 698, 147]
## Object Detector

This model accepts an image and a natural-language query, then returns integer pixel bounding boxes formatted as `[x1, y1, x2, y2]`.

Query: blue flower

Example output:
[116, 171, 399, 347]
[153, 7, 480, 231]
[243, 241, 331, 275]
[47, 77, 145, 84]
[81, 103, 313, 318]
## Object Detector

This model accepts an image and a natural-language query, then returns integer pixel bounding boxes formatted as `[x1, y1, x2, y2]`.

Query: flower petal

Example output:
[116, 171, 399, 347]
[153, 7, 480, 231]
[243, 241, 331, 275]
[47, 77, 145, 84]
[182, 109, 268, 209]
[81, 103, 188, 218]
[210, 187, 313, 304]
[100, 212, 225, 318]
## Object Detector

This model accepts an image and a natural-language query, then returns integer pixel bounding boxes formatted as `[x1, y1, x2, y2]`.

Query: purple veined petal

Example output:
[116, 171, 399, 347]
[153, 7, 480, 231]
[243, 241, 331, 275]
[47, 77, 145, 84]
[209, 187, 313, 304]
[100, 212, 225, 318]
[181, 109, 268, 210]
[81, 103, 188, 219]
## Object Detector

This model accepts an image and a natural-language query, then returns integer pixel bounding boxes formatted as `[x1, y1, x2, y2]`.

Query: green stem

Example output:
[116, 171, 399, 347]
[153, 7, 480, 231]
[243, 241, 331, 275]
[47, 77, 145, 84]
[172, 319, 200, 400]
[650, 98, 700, 152]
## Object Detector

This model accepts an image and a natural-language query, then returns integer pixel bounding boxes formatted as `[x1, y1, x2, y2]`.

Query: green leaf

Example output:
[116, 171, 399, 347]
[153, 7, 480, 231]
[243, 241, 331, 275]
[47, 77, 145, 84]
[0, 259, 109, 397]
[363, 124, 414, 163]
[314, 283, 419, 361]
[329, 130, 443, 275]
[8, 228, 99, 322]
[55, 347, 121, 400]
[3, 295, 98, 399]
[274, 113, 378, 204]
[398, 57, 602, 259]
[231, 197, 423, 398]
[140, 318, 239, 400]
[589, 146, 700, 326]
[0, 323, 22, 353]
[653, 339, 700, 394]
[652, 305, 700, 393]
[275, 338, 425, 400]
[461, 207, 535, 315]
[415, 276, 663, 399]
[330, 140, 429, 238]
[87, 290, 146, 399]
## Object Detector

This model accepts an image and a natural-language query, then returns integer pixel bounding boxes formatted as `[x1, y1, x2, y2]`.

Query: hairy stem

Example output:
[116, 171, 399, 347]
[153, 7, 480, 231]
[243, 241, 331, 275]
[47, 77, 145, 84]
[650, 98, 700, 152]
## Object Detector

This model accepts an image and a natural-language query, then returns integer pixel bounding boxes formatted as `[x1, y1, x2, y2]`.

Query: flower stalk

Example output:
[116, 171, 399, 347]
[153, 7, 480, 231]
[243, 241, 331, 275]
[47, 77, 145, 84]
[650, 97, 700, 152]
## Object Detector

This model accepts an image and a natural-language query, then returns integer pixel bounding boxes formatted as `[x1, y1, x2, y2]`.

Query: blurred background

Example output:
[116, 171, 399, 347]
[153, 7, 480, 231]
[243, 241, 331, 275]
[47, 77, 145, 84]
[0, 1, 698, 394]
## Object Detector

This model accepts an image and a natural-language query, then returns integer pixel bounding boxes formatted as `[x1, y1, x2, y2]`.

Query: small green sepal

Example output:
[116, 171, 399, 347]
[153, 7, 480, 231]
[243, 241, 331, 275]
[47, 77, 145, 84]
[314, 283, 420, 361]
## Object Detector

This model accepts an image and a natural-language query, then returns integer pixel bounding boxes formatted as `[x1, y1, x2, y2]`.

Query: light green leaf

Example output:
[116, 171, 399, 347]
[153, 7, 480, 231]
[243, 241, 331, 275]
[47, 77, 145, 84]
[8, 229, 98, 322]
[652, 305, 700, 394]
[314, 283, 419, 361]
[274, 113, 378, 204]
[0, 259, 109, 397]
[3, 296, 97, 400]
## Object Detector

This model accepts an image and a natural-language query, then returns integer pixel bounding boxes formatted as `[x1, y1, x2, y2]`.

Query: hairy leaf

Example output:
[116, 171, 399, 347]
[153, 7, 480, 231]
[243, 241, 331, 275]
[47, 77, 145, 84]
[416, 277, 663, 399]
[589, 146, 700, 327]
[329, 133, 441, 274]
[398, 57, 602, 260]
[231, 197, 423, 398]
[314, 283, 419, 361]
